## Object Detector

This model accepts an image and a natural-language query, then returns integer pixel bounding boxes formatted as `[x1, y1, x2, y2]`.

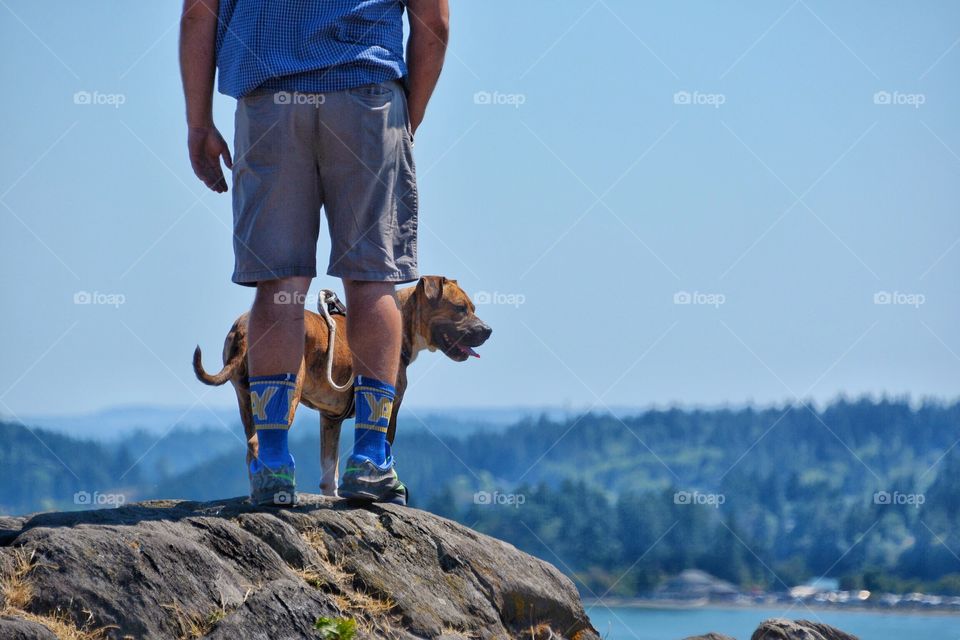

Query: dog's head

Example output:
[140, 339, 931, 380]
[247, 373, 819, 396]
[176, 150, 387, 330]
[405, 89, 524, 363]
[414, 276, 492, 362]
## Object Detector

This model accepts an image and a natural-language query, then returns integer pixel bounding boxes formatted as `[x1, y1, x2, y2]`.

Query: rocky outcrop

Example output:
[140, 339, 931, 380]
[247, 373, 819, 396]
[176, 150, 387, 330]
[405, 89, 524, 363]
[751, 618, 859, 640]
[678, 617, 859, 640]
[0, 495, 598, 640]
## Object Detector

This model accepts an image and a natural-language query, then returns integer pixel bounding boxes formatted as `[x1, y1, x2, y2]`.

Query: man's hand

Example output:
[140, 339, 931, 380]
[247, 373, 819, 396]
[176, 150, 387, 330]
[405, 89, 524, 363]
[188, 126, 232, 193]
[180, 0, 229, 192]
[406, 0, 450, 136]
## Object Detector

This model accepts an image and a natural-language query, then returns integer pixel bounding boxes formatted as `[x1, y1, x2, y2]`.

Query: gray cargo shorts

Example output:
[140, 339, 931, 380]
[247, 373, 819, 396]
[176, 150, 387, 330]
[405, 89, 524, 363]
[230, 80, 418, 286]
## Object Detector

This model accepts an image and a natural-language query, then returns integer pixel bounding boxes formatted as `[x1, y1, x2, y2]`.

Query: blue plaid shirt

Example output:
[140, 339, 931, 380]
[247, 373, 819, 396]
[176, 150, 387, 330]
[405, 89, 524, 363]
[216, 0, 408, 98]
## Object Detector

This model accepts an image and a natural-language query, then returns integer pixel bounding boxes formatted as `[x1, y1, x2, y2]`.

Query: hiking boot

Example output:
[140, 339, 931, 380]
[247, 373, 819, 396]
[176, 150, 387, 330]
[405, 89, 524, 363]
[338, 455, 402, 502]
[249, 463, 298, 507]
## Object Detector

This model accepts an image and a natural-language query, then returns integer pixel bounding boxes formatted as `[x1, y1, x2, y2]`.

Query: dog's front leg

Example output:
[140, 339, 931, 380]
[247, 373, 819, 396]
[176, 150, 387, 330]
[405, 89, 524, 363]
[386, 367, 407, 445]
[319, 415, 342, 496]
[233, 383, 258, 470]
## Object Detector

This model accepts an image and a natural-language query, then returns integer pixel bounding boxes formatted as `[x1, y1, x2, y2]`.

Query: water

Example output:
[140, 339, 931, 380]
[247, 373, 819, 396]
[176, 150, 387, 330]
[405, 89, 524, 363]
[586, 605, 960, 639]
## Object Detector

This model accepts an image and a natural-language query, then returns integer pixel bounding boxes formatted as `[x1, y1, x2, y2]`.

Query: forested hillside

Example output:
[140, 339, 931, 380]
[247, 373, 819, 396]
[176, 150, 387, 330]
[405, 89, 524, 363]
[2, 397, 958, 596]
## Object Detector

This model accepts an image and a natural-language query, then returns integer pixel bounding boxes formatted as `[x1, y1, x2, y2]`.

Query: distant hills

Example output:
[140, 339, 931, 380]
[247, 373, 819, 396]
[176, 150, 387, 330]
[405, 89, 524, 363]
[13, 402, 581, 441]
[2, 397, 959, 597]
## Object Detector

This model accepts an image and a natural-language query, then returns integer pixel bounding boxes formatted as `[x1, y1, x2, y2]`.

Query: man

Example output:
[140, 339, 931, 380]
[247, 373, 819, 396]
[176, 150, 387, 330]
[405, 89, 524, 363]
[179, 0, 449, 506]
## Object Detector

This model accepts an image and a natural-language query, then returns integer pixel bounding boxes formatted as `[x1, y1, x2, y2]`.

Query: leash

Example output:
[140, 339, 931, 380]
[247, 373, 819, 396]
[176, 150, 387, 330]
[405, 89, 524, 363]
[317, 290, 353, 392]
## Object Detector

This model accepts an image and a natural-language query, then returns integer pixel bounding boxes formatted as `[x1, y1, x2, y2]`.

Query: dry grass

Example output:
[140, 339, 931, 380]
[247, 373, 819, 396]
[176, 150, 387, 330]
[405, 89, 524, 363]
[1, 547, 112, 639]
[519, 623, 558, 640]
[11, 609, 111, 640]
[1, 547, 36, 610]
[440, 626, 479, 639]
[162, 600, 230, 640]
[295, 566, 330, 590]
[299, 528, 402, 638]
[329, 588, 396, 618]
[161, 578, 249, 639]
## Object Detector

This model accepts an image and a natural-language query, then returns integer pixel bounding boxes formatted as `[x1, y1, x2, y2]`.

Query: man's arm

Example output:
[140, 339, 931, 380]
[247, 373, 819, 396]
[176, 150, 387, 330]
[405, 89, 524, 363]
[179, 0, 232, 193]
[405, 0, 450, 136]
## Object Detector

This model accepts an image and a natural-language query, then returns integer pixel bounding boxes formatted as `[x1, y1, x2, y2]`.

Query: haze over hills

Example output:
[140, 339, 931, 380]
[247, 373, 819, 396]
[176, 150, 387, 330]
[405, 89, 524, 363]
[14, 403, 582, 441]
[15, 397, 832, 442]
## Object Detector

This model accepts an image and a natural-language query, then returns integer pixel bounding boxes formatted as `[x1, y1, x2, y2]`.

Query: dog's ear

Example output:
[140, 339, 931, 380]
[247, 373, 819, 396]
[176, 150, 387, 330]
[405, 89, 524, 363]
[417, 276, 446, 306]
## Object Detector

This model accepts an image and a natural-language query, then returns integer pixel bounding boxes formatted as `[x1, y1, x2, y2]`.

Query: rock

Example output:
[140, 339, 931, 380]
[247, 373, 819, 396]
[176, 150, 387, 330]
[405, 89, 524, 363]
[0, 616, 58, 640]
[751, 618, 860, 640]
[0, 494, 599, 640]
[682, 633, 737, 640]
[0, 517, 26, 546]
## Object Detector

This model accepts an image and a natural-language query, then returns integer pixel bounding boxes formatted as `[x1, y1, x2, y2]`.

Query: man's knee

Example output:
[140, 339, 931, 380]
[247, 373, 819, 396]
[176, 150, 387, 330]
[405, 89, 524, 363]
[256, 276, 312, 294]
[253, 277, 312, 313]
[343, 279, 396, 302]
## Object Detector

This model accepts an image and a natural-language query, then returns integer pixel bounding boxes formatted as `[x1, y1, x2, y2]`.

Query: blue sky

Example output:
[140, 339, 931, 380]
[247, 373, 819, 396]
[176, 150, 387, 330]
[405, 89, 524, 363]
[1, 0, 958, 421]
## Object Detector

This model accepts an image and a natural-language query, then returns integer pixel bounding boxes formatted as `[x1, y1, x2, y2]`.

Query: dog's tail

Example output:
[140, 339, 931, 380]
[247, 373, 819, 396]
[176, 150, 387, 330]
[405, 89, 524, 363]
[193, 345, 242, 386]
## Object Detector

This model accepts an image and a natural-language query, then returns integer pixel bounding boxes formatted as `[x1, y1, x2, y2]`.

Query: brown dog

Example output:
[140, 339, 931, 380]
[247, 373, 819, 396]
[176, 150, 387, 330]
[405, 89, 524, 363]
[193, 276, 492, 496]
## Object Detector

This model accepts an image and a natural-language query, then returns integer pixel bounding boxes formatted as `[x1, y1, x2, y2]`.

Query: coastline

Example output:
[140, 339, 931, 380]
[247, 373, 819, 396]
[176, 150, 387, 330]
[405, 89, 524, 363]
[582, 598, 960, 617]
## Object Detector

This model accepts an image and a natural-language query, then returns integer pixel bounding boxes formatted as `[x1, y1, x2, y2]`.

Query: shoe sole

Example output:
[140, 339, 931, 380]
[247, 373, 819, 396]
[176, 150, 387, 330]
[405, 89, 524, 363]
[338, 488, 381, 501]
[339, 480, 401, 502]
[340, 487, 407, 504]
[251, 491, 299, 507]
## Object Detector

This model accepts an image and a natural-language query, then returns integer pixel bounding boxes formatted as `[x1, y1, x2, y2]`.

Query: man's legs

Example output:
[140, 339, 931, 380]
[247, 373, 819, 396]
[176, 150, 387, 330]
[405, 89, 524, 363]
[246, 276, 311, 505]
[317, 80, 418, 501]
[338, 280, 407, 501]
[230, 90, 323, 505]
[248, 277, 312, 376]
[342, 280, 402, 384]
[343, 279, 401, 465]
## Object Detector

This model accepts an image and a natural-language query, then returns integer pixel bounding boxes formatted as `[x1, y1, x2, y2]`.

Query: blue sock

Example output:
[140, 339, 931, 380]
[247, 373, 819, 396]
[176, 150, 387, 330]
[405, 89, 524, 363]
[249, 373, 297, 473]
[353, 375, 394, 466]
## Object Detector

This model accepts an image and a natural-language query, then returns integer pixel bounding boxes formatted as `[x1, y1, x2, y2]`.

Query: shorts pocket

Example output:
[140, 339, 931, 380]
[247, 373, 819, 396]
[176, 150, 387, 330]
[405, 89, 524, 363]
[348, 82, 394, 108]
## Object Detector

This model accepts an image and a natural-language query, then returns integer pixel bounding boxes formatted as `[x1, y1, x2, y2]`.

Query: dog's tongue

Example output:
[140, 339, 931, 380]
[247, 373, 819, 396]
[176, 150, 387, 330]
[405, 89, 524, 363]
[459, 345, 480, 358]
